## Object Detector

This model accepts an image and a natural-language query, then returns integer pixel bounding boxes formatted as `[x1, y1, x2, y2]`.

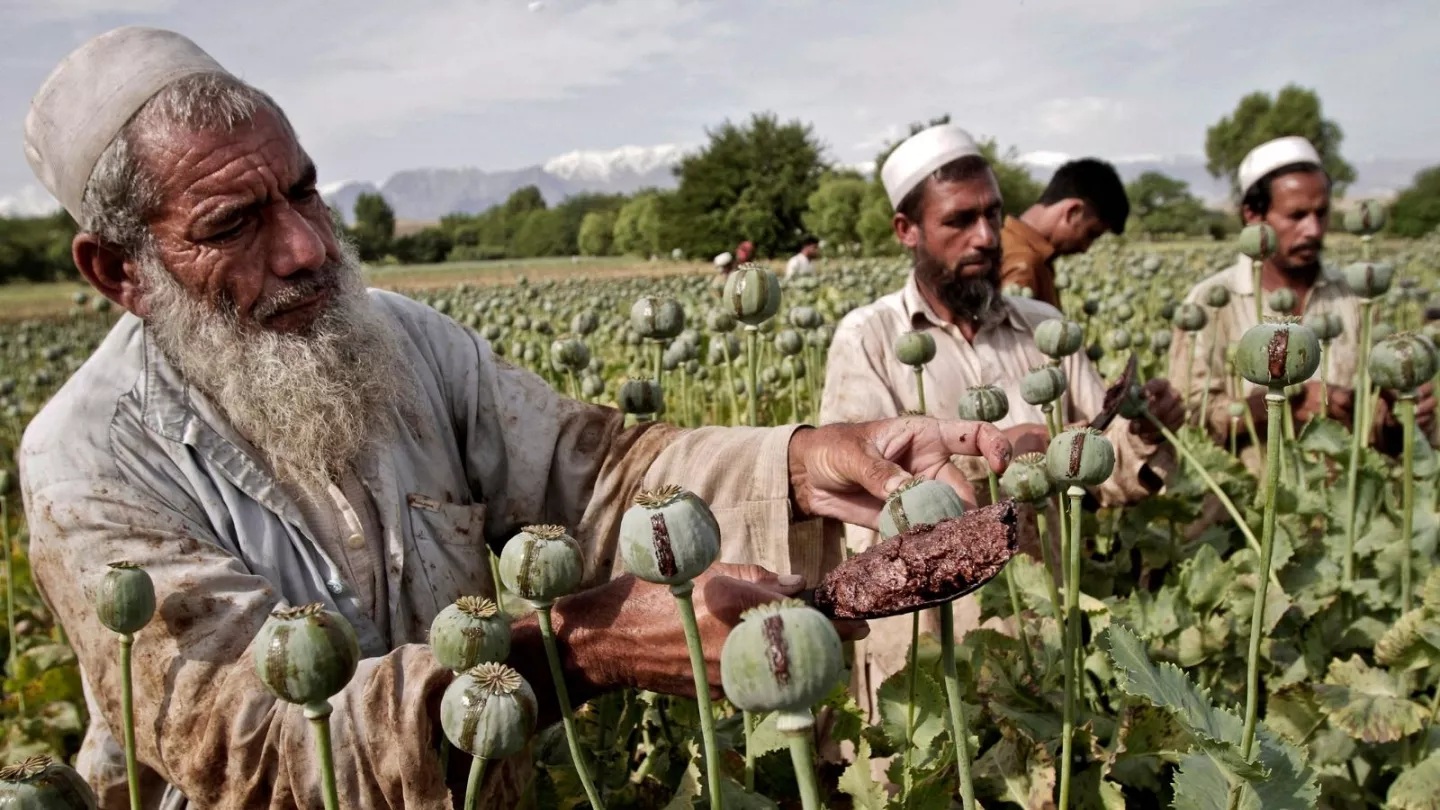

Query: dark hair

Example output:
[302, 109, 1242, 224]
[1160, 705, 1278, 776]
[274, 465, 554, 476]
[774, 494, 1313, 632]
[895, 154, 992, 223]
[1037, 158, 1129, 236]
[1240, 163, 1330, 220]
[800, 234, 819, 248]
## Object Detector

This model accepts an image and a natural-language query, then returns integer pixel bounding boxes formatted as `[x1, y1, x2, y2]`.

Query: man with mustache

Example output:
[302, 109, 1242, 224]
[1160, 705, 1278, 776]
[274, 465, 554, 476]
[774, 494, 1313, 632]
[818, 123, 1184, 721]
[16, 28, 1012, 809]
[1168, 135, 1435, 462]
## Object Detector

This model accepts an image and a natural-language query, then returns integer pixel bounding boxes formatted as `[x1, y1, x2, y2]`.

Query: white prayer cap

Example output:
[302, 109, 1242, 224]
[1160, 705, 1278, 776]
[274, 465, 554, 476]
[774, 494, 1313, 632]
[714, 252, 733, 267]
[1237, 136, 1323, 198]
[880, 124, 984, 210]
[24, 26, 231, 221]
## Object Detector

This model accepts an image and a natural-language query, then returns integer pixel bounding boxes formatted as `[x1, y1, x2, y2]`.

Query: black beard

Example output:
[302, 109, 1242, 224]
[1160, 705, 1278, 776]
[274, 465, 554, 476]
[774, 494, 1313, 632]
[913, 241, 1004, 325]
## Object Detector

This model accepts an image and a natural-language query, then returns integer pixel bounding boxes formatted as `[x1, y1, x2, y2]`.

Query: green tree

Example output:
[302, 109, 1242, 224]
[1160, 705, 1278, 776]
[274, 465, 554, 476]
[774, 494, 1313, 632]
[552, 193, 625, 255]
[0, 211, 77, 283]
[504, 185, 547, 217]
[509, 209, 568, 257]
[351, 192, 396, 261]
[1126, 171, 1209, 237]
[613, 191, 665, 257]
[578, 210, 618, 256]
[978, 138, 1043, 216]
[804, 171, 868, 251]
[392, 228, 453, 264]
[1204, 84, 1357, 199]
[1388, 166, 1440, 238]
[658, 112, 828, 259]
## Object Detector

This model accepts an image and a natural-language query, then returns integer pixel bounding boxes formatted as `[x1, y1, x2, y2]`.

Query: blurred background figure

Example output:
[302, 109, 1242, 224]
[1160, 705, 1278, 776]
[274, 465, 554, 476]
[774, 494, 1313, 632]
[785, 234, 820, 280]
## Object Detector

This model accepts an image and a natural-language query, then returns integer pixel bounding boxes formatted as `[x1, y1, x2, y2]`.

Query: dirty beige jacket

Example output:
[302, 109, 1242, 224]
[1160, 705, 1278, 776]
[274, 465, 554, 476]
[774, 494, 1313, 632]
[19, 290, 829, 809]
[818, 273, 1171, 718]
[1167, 255, 1365, 469]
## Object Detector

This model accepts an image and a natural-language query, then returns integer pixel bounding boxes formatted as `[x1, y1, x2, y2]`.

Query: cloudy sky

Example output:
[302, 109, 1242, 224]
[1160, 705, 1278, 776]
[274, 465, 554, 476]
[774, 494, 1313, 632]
[1, 0, 1437, 213]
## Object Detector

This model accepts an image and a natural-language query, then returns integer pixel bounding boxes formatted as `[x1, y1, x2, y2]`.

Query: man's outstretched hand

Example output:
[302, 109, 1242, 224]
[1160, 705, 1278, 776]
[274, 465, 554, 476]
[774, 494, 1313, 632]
[786, 416, 1012, 527]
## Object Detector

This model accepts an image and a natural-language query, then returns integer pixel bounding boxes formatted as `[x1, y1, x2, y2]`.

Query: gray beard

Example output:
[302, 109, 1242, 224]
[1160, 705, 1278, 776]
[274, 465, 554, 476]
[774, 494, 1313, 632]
[138, 242, 417, 491]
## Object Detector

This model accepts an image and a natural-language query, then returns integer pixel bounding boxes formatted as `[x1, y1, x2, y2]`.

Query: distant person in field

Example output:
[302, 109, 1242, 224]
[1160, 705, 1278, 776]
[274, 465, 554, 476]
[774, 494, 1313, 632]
[1167, 135, 1435, 464]
[18, 28, 1012, 808]
[785, 234, 820, 280]
[999, 158, 1130, 310]
[818, 123, 1184, 721]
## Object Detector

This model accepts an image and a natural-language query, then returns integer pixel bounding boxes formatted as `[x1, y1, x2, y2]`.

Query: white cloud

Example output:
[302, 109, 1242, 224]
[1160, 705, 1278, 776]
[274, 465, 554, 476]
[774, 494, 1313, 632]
[0, 0, 178, 22]
[0, 185, 60, 217]
[1035, 97, 1128, 138]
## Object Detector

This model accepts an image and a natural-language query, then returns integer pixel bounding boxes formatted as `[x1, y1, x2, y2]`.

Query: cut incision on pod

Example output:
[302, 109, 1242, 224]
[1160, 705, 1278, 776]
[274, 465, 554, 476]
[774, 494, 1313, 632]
[498, 525, 585, 608]
[618, 484, 720, 586]
[429, 596, 512, 673]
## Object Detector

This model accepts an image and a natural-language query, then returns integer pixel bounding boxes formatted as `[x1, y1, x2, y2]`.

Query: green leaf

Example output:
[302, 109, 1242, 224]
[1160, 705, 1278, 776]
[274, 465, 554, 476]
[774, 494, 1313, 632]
[1387, 750, 1440, 810]
[974, 733, 1056, 810]
[836, 738, 889, 810]
[1172, 753, 1231, 810]
[1377, 607, 1440, 671]
[715, 777, 779, 810]
[1297, 416, 1351, 457]
[876, 663, 948, 766]
[1264, 686, 1325, 747]
[1421, 569, 1440, 612]
[1102, 624, 1245, 751]
[1314, 655, 1429, 743]
[1181, 543, 1230, 612]
[744, 712, 790, 760]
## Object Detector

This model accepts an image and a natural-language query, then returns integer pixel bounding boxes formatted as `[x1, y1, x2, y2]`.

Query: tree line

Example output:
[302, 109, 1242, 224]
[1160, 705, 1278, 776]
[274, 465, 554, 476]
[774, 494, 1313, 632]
[3, 85, 1440, 283]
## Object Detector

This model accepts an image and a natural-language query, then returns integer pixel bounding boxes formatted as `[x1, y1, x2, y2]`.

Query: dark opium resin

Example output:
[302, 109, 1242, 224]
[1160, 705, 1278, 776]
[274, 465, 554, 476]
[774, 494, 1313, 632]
[811, 500, 1020, 620]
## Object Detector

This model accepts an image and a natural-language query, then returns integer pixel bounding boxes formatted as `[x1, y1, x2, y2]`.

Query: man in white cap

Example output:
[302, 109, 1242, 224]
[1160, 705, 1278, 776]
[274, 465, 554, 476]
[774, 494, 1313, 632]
[818, 123, 1184, 721]
[18, 27, 1014, 808]
[1167, 135, 1434, 464]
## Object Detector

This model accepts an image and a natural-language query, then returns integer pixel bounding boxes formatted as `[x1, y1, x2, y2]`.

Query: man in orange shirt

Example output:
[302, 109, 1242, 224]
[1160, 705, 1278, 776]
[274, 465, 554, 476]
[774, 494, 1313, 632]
[1000, 158, 1129, 310]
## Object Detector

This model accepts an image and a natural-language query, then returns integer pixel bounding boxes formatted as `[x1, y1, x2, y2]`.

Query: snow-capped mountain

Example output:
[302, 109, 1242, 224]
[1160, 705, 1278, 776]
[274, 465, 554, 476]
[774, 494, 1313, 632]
[324, 143, 688, 222]
[543, 144, 689, 184]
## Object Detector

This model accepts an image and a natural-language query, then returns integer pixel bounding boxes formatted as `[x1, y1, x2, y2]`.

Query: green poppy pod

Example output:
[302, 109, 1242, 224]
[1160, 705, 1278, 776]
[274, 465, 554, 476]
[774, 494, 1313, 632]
[429, 596, 511, 672]
[774, 329, 805, 357]
[1020, 365, 1068, 406]
[618, 378, 664, 416]
[1342, 262, 1395, 299]
[1034, 319, 1084, 359]
[253, 603, 361, 706]
[440, 663, 538, 760]
[707, 309, 737, 333]
[1204, 285, 1232, 309]
[877, 477, 966, 539]
[895, 330, 937, 367]
[720, 598, 842, 725]
[1235, 321, 1322, 388]
[580, 375, 605, 399]
[0, 756, 97, 809]
[549, 336, 590, 373]
[619, 485, 721, 586]
[1112, 303, 1136, 323]
[1105, 328, 1132, 351]
[1238, 223, 1278, 260]
[1150, 330, 1173, 352]
[956, 385, 1010, 423]
[1055, 271, 1072, 290]
[499, 525, 585, 607]
[1159, 301, 1177, 321]
[788, 306, 822, 330]
[1083, 298, 1101, 316]
[1301, 311, 1343, 342]
[1141, 255, 1162, 274]
[93, 561, 155, 636]
[1370, 333, 1439, 393]
[1046, 428, 1116, 488]
[1267, 288, 1298, 314]
[630, 297, 685, 340]
[1227, 401, 1247, 419]
[1173, 303, 1208, 332]
[1374, 322, 1397, 342]
[724, 264, 783, 326]
[1000, 453, 1053, 503]
[570, 311, 599, 336]
[1344, 200, 1387, 236]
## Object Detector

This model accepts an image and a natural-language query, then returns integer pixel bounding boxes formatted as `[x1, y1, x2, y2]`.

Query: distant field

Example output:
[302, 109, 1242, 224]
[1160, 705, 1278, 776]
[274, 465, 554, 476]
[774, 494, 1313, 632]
[0, 256, 714, 321]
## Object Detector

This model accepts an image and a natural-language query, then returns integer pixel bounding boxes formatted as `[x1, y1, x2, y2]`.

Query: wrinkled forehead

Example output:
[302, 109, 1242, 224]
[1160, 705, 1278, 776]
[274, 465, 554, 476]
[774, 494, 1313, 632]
[140, 106, 312, 216]
[921, 173, 1001, 222]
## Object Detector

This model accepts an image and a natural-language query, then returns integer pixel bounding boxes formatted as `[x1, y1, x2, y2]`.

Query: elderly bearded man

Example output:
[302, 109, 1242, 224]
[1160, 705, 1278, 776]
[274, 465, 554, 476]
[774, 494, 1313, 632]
[17, 28, 1013, 809]
[819, 124, 1185, 720]
[1168, 135, 1435, 465]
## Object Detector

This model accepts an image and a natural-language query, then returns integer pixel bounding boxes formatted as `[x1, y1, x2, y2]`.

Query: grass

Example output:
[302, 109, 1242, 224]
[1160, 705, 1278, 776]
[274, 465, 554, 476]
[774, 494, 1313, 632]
[0, 257, 716, 322]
